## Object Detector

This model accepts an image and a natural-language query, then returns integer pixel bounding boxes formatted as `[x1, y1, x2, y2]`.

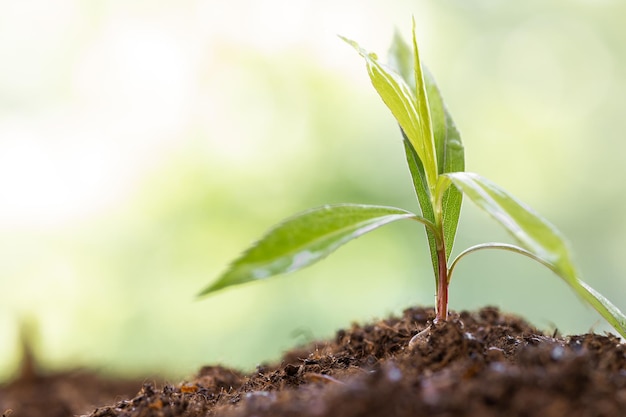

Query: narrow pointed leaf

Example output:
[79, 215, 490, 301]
[199, 204, 422, 296]
[387, 30, 447, 280]
[411, 18, 437, 189]
[388, 29, 430, 210]
[424, 71, 464, 259]
[388, 30, 414, 91]
[446, 172, 576, 278]
[449, 242, 626, 338]
[403, 135, 438, 277]
[388, 31, 465, 259]
[341, 36, 438, 193]
[446, 172, 626, 338]
[577, 280, 626, 338]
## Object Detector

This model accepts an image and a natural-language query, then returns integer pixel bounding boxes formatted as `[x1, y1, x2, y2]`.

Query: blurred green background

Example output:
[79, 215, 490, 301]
[2, 0, 626, 382]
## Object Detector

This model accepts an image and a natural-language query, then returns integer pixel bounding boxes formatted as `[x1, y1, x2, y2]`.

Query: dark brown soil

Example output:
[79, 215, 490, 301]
[2, 306, 625, 417]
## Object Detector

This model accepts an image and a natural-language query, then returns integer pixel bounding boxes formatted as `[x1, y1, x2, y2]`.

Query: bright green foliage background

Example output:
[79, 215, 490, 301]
[1, 1, 626, 381]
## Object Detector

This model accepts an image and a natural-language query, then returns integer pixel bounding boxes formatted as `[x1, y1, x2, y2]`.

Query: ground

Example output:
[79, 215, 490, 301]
[1, 306, 625, 417]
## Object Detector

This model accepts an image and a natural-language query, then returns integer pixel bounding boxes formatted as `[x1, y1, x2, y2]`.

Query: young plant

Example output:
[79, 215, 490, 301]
[199, 21, 626, 338]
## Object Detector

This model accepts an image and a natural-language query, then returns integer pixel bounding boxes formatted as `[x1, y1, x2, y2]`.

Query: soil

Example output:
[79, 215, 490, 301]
[2, 306, 625, 417]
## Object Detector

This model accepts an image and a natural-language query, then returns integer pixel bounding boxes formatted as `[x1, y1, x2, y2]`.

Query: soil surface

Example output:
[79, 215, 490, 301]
[2, 306, 625, 417]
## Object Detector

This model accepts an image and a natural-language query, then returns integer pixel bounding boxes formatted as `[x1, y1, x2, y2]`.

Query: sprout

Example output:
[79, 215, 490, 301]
[199, 21, 626, 339]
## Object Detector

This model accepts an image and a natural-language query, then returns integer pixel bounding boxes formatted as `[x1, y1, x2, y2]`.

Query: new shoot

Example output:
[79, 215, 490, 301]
[199, 21, 626, 339]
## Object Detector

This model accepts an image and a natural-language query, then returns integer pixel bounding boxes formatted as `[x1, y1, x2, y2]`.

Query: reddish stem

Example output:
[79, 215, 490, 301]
[435, 246, 449, 322]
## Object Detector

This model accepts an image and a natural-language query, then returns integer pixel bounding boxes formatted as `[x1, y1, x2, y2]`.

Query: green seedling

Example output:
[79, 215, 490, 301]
[199, 21, 626, 338]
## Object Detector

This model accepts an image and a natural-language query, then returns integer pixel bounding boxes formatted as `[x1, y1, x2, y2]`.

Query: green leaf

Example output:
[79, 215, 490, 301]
[403, 135, 438, 278]
[411, 18, 436, 179]
[388, 29, 465, 261]
[577, 280, 626, 338]
[446, 172, 576, 278]
[446, 172, 626, 338]
[388, 30, 414, 91]
[341, 35, 438, 195]
[199, 204, 424, 296]
[424, 70, 464, 260]
[388, 30, 430, 212]
[389, 30, 437, 277]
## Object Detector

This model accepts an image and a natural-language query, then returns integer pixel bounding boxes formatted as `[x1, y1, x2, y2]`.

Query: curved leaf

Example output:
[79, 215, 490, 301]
[388, 30, 465, 266]
[577, 280, 626, 338]
[388, 30, 437, 278]
[446, 172, 576, 278]
[341, 36, 438, 195]
[411, 17, 437, 186]
[446, 173, 626, 338]
[449, 242, 626, 338]
[387, 29, 464, 175]
[388, 30, 414, 92]
[199, 204, 423, 296]
[425, 72, 464, 260]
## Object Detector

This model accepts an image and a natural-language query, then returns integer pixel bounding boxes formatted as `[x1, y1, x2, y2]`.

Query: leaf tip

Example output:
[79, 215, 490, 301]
[338, 35, 357, 49]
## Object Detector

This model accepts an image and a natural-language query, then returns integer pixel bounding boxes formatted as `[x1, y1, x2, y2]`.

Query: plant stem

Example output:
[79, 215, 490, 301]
[435, 244, 448, 322]
[432, 186, 449, 322]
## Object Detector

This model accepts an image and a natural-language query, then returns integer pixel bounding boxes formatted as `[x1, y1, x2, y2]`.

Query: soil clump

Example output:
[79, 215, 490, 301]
[2, 306, 625, 417]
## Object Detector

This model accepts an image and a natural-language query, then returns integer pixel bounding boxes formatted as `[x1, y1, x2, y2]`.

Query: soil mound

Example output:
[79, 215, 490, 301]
[3, 306, 625, 417]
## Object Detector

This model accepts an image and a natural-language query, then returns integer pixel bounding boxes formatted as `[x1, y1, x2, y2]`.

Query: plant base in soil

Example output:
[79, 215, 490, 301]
[2, 306, 625, 417]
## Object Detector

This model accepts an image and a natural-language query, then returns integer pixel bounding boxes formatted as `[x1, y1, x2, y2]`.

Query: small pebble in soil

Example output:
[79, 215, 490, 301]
[550, 345, 565, 361]
[408, 326, 431, 350]
[384, 363, 403, 382]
